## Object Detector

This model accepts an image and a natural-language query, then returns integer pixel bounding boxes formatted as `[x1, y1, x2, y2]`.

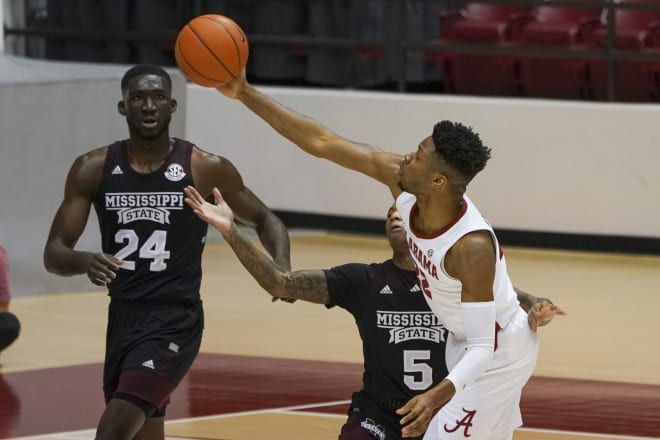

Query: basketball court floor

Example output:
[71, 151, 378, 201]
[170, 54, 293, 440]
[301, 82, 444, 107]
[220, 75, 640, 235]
[1, 231, 659, 439]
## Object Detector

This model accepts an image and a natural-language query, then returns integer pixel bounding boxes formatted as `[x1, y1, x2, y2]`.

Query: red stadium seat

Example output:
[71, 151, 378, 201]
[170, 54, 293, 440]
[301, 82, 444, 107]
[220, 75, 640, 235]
[437, 3, 533, 97]
[517, 3, 603, 100]
[588, 0, 660, 102]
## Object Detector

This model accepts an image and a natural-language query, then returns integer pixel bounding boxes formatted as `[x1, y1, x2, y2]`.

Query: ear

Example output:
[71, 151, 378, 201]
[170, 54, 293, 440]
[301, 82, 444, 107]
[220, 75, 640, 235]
[117, 100, 127, 116]
[171, 98, 178, 113]
[431, 173, 448, 188]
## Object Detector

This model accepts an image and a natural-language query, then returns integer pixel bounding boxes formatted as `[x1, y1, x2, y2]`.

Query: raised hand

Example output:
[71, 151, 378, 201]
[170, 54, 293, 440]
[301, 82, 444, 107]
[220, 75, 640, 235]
[183, 186, 235, 236]
[528, 299, 567, 333]
[215, 68, 248, 99]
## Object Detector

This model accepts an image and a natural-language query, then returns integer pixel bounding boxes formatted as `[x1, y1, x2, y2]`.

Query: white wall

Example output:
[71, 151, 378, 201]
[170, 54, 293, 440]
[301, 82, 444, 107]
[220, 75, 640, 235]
[185, 85, 660, 239]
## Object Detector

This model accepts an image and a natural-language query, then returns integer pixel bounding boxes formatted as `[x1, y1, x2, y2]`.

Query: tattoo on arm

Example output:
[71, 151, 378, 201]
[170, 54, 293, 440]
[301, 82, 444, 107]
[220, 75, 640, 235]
[514, 287, 535, 313]
[284, 271, 330, 304]
[515, 286, 553, 313]
[225, 227, 330, 304]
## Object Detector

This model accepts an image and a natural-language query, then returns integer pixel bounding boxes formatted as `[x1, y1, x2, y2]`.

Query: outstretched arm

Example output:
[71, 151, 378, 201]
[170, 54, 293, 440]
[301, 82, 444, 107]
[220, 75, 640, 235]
[184, 186, 330, 304]
[217, 70, 404, 198]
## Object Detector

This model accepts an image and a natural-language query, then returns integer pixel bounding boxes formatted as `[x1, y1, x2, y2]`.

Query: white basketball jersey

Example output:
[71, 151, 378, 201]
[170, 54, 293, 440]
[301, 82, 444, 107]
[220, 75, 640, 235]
[395, 192, 519, 340]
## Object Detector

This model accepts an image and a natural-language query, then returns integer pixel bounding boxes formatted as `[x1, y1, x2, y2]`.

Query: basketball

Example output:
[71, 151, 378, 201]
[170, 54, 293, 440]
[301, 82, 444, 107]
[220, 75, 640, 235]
[175, 14, 249, 87]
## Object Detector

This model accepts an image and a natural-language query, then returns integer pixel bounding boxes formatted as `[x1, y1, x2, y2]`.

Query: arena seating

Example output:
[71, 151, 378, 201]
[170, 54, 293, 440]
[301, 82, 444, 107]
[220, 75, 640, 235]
[588, 0, 660, 102]
[517, 2, 603, 100]
[438, 3, 533, 96]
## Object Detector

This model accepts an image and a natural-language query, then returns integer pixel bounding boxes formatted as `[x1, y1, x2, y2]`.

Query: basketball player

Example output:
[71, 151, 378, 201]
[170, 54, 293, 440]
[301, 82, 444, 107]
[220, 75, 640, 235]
[43, 64, 291, 440]
[0, 246, 21, 361]
[183, 186, 563, 440]
[214, 71, 565, 439]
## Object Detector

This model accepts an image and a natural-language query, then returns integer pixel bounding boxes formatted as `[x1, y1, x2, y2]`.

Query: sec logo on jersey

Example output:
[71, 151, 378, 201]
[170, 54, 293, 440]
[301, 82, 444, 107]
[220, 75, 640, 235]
[165, 163, 186, 182]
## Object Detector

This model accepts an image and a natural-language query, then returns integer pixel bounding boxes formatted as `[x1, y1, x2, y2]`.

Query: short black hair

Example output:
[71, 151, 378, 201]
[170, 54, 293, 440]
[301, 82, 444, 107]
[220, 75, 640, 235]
[121, 64, 172, 92]
[431, 120, 491, 182]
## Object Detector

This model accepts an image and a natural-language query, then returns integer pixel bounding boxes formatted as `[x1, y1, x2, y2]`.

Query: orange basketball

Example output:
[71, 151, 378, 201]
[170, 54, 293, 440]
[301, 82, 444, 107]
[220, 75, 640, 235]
[175, 14, 249, 87]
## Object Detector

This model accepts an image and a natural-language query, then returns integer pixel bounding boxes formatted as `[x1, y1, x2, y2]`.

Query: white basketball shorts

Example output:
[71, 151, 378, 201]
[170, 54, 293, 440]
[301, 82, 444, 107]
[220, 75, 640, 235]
[423, 307, 539, 440]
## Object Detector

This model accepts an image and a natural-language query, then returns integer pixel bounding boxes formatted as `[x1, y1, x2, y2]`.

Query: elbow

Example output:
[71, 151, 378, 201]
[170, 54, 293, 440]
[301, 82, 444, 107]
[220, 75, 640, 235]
[271, 285, 291, 300]
[259, 281, 291, 301]
[254, 269, 291, 300]
[43, 258, 62, 276]
[270, 272, 296, 300]
[309, 133, 335, 158]
[43, 251, 55, 274]
[43, 248, 65, 275]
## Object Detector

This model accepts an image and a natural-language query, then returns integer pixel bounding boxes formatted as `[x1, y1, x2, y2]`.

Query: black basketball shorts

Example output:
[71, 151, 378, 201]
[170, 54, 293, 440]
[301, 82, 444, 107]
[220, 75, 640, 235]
[339, 391, 424, 440]
[102, 300, 204, 410]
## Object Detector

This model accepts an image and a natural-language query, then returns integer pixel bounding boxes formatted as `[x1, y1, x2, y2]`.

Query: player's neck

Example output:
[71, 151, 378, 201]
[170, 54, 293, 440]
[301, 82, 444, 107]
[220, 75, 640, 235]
[392, 253, 416, 271]
[126, 136, 174, 173]
[412, 195, 463, 235]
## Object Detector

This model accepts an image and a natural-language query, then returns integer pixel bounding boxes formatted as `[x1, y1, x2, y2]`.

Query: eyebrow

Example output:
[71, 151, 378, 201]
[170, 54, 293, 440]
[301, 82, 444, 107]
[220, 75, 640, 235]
[130, 88, 166, 94]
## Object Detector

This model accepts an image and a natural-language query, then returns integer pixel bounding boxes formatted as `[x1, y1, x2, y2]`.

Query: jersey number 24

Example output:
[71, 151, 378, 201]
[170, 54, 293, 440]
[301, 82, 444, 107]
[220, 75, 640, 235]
[114, 229, 170, 271]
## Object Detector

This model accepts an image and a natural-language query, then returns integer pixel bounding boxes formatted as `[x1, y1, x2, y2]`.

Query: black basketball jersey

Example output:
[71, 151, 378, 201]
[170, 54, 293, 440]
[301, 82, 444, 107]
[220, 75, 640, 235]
[94, 139, 208, 302]
[324, 260, 447, 405]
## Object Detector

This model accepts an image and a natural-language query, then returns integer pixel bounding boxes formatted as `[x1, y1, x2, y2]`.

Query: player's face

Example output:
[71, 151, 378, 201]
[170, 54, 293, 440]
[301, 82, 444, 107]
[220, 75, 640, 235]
[120, 75, 176, 140]
[398, 136, 438, 195]
[385, 206, 408, 253]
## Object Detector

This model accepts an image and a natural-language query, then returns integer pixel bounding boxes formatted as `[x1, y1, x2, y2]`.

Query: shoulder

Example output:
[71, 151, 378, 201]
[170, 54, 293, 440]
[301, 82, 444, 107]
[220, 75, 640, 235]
[449, 230, 496, 261]
[189, 144, 243, 198]
[446, 230, 496, 277]
[62, 145, 108, 198]
[71, 146, 108, 180]
[326, 262, 375, 283]
[190, 144, 236, 172]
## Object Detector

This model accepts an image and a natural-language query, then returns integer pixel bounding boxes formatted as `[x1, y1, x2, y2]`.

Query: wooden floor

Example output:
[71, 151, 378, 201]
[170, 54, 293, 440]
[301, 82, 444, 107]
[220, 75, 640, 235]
[1, 231, 660, 439]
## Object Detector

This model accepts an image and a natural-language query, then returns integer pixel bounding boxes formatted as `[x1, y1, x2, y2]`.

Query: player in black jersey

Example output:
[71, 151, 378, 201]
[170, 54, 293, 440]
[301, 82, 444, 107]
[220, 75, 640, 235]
[43, 64, 291, 440]
[183, 186, 558, 440]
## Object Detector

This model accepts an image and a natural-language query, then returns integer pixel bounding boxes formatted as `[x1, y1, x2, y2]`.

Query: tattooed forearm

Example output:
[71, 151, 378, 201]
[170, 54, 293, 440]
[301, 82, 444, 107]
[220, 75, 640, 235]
[226, 226, 281, 290]
[284, 271, 331, 304]
[225, 226, 330, 304]
[515, 286, 553, 313]
[515, 287, 539, 313]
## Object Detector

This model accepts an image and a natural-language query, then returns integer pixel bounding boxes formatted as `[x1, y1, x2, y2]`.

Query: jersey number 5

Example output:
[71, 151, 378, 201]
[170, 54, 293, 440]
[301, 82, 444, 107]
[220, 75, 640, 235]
[404, 350, 433, 390]
[114, 229, 170, 271]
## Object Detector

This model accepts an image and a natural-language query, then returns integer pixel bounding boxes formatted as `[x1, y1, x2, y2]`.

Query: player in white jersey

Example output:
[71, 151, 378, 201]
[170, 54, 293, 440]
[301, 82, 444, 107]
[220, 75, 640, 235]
[215, 70, 565, 439]
[396, 192, 535, 439]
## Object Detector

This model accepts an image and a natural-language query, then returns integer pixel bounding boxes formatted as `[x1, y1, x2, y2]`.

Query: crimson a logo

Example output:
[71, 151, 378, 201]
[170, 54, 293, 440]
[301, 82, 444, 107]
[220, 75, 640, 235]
[444, 408, 477, 437]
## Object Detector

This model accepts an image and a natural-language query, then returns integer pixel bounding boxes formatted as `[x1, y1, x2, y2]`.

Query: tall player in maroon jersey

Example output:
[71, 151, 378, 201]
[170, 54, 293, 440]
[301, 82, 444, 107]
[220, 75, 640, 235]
[43, 64, 291, 440]
[214, 70, 565, 439]
[183, 186, 558, 440]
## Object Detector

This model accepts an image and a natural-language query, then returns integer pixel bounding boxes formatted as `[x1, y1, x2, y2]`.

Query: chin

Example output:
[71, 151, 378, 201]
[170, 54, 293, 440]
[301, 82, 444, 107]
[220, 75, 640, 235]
[137, 128, 166, 140]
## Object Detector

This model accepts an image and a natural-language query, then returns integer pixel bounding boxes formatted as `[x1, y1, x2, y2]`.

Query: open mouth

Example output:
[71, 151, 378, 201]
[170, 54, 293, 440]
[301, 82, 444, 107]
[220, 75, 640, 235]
[141, 118, 158, 127]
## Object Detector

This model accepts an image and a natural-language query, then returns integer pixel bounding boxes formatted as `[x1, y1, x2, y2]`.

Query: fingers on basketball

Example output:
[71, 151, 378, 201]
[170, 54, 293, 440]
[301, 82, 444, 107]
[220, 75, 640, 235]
[175, 14, 249, 87]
